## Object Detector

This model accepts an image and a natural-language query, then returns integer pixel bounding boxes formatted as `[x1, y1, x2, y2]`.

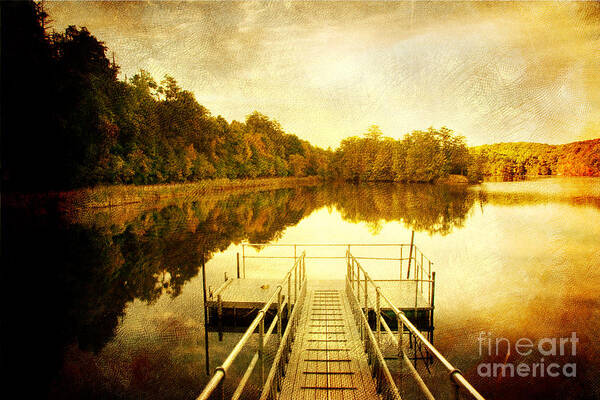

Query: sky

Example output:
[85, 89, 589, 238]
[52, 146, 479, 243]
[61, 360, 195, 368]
[45, 1, 600, 149]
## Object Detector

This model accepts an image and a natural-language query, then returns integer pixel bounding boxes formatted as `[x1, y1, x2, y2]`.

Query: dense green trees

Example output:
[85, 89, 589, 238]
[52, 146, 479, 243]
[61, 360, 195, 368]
[471, 139, 600, 180]
[2, 1, 598, 191]
[98, 73, 330, 185]
[1, 1, 330, 191]
[331, 125, 471, 183]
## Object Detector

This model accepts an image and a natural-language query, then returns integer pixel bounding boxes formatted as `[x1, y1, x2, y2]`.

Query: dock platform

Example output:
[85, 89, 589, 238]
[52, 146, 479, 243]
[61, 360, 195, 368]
[197, 244, 486, 400]
[279, 288, 378, 399]
[207, 278, 433, 330]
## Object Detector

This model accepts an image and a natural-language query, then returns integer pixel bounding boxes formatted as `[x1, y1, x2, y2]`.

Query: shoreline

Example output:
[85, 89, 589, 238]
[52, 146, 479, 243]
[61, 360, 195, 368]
[4, 174, 594, 214]
[3, 176, 322, 211]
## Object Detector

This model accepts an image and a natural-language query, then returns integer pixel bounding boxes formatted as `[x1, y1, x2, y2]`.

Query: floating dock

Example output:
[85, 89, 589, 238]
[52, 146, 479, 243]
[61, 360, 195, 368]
[207, 278, 434, 331]
[278, 288, 378, 398]
[198, 244, 485, 400]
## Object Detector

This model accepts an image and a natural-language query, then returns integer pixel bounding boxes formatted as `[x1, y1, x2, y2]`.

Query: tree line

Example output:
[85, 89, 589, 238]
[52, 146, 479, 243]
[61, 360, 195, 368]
[330, 125, 473, 183]
[1, 1, 330, 191]
[2, 1, 598, 192]
[470, 139, 600, 180]
[329, 127, 600, 183]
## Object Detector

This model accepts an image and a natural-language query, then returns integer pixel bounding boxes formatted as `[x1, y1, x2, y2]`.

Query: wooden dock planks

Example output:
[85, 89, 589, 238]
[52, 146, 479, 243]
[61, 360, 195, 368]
[279, 289, 378, 400]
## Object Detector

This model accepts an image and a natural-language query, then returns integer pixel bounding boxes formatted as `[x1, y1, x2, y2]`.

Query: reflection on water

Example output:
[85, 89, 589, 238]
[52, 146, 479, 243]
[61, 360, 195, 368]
[2, 178, 599, 399]
[325, 182, 479, 234]
[2, 187, 325, 398]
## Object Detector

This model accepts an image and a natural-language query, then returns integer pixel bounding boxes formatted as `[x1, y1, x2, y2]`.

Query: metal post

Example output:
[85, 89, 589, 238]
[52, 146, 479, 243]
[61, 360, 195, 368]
[428, 259, 431, 279]
[364, 272, 368, 312]
[376, 289, 381, 345]
[347, 251, 350, 281]
[421, 252, 424, 293]
[302, 254, 305, 282]
[294, 244, 297, 263]
[201, 253, 210, 376]
[217, 294, 223, 341]
[277, 289, 282, 340]
[347, 244, 351, 276]
[397, 313, 403, 358]
[356, 262, 360, 300]
[287, 274, 291, 318]
[416, 253, 419, 282]
[237, 252, 240, 279]
[294, 263, 298, 305]
[259, 314, 265, 385]
[242, 245, 246, 278]
[350, 256, 354, 289]
[407, 231, 414, 279]
[428, 260, 432, 301]
[351, 255, 355, 288]
[451, 379, 460, 400]
[414, 279, 419, 321]
[400, 246, 403, 279]
[431, 272, 436, 330]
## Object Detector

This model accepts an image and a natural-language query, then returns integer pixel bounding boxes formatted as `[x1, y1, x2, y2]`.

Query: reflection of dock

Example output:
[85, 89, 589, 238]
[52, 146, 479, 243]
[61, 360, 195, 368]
[198, 244, 485, 400]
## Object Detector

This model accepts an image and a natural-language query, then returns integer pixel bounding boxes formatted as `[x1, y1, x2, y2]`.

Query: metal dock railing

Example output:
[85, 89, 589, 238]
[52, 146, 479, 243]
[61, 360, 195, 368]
[198, 252, 307, 400]
[197, 244, 485, 400]
[346, 250, 485, 400]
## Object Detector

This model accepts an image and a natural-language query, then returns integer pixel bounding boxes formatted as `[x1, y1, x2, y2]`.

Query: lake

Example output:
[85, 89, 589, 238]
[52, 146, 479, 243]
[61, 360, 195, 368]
[2, 177, 599, 399]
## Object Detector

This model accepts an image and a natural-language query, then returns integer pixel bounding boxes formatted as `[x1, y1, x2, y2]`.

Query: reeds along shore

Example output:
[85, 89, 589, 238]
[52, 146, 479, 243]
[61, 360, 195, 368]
[4, 176, 322, 211]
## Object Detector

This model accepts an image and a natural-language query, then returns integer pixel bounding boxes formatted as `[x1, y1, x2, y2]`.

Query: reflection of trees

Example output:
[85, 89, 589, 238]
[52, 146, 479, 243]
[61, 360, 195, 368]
[476, 191, 600, 211]
[5, 181, 598, 397]
[323, 183, 477, 235]
[1, 187, 324, 396]
[2, 182, 479, 396]
[73, 187, 326, 306]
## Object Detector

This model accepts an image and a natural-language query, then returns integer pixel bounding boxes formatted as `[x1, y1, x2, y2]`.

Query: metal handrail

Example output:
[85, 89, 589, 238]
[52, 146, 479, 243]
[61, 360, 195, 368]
[210, 277, 233, 299]
[244, 243, 415, 246]
[380, 314, 435, 400]
[242, 243, 433, 283]
[347, 251, 486, 400]
[345, 276, 401, 400]
[347, 251, 434, 312]
[243, 255, 409, 261]
[197, 252, 307, 400]
[259, 276, 307, 400]
[242, 242, 434, 272]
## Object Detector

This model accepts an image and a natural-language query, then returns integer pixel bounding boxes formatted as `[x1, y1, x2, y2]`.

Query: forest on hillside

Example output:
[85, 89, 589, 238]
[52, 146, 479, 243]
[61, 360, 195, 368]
[471, 139, 600, 180]
[330, 125, 472, 183]
[2, 1, 598, 192]
[1, 1, 330, 191]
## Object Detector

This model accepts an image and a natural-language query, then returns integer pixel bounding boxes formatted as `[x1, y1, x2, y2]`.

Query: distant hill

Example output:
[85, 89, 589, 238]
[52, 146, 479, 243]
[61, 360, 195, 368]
[556, 139, 600, 176]
[470, 138, 600, 179]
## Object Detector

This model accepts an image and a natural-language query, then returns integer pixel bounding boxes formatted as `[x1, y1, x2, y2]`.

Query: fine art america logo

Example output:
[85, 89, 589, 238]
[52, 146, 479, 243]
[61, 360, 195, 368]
[477, 332, 578, 378]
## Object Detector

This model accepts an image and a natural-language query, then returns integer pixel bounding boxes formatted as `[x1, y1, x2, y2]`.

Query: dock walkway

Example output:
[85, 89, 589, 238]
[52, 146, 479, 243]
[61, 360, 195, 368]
[197, 245, 486, 400]
[279, 289, 378, 399]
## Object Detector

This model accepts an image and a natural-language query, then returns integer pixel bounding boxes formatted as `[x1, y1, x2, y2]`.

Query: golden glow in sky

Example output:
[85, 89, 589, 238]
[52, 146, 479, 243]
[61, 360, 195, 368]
[46, 1, 600, 148]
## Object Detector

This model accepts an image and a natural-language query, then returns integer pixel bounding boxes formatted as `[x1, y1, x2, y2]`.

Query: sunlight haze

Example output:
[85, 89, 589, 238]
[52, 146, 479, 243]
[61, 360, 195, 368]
[46, 1, 600, 148]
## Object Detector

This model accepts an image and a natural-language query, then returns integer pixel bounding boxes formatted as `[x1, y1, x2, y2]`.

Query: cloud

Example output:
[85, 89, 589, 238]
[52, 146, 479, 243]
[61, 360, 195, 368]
[46, 1, 600, 148]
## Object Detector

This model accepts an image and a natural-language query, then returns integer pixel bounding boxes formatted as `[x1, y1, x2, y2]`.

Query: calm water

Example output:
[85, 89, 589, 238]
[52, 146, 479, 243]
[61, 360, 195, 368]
[2, 178, 599, 399]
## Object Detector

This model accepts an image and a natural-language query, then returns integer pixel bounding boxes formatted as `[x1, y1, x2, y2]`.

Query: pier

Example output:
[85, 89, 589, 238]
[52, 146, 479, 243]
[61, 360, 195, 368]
[198, 244, 485, 400]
